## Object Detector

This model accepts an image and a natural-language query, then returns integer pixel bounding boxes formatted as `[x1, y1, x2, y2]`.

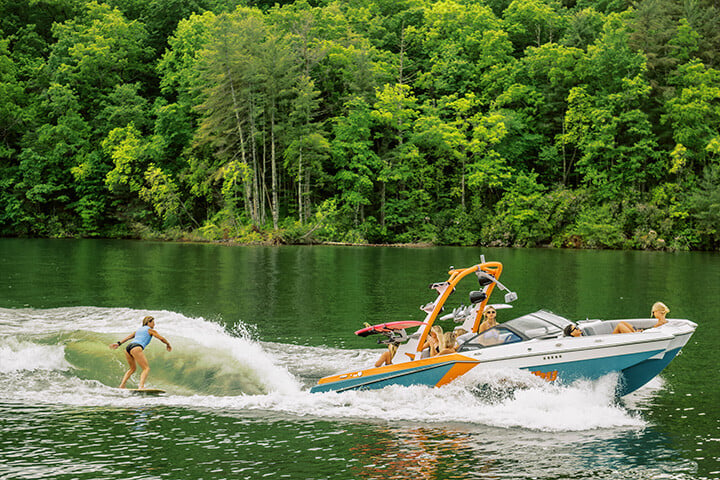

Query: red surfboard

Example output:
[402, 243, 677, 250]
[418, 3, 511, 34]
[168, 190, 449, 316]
[354, 321, 426, 337]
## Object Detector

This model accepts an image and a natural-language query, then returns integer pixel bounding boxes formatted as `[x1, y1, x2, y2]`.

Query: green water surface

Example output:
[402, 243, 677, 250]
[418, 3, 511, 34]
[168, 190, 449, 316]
[1, 239, 718, 479]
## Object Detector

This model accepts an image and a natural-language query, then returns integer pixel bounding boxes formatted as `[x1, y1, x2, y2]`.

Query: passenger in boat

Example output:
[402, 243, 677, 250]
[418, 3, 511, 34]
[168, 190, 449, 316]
[421, 325, 444, 356]
[375, 343, 398, 367]
[564, 324, 584, 337]
[478, 306, 498, 333]
[453, 328, 468, 349]
[612, 302, 670, 334]
[109, 315, 172, 389]
[438, 332, 457, 355]
[612, 321, 636, 334]
[650, 302, 670, 327]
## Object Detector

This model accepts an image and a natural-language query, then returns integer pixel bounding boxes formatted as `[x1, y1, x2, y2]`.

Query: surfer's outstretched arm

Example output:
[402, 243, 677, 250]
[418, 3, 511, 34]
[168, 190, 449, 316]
[109, 333, 135, 350]
[149, 329, 172, 352]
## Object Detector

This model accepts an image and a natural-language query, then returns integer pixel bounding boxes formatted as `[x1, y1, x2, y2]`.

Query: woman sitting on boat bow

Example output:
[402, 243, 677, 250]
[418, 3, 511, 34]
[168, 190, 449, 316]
[612, 302, 670, 334]
[565, 302, 671, 337]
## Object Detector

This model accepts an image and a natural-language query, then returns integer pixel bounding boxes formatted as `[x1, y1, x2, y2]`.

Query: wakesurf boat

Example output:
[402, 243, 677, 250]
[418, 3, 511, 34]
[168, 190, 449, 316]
[310, 258, 696, 396]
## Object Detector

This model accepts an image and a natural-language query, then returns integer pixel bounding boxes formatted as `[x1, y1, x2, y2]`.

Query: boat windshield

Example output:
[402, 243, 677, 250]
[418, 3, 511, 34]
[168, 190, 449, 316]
[503, 310, 572, 339]
[457, 310, 572, 351]
[460, 327, 522, 348]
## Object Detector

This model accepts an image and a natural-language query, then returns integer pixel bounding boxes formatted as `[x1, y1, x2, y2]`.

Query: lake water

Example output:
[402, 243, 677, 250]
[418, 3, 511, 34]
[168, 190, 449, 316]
[0, 239, 718, 479]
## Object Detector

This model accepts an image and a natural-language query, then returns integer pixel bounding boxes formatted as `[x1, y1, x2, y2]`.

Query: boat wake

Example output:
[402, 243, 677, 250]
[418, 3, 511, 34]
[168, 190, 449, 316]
[0, 307, 648, 432]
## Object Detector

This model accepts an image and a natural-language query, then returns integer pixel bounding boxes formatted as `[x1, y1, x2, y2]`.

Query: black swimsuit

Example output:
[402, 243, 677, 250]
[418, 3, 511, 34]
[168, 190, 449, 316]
[125, 342, 143, 353]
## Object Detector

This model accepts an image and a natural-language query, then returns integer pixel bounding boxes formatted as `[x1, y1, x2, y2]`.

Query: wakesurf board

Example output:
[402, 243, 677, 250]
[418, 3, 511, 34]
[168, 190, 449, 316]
[124, 388, 165, 395]
[354, 321, 426, 337]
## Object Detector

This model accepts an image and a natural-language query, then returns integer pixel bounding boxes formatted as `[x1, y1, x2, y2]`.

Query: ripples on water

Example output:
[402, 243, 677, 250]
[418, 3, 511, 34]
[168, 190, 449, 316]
[0, 307, 711, 480]
[0, 404, 700, 480]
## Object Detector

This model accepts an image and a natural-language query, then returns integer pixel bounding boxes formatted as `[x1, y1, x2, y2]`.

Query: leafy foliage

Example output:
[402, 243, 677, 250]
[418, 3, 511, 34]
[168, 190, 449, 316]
[1, 0, 720, 249]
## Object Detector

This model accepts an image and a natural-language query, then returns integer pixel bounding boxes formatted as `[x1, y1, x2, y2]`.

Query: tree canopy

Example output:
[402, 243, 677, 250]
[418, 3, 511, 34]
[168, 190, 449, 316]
[1, 0, 719, 249]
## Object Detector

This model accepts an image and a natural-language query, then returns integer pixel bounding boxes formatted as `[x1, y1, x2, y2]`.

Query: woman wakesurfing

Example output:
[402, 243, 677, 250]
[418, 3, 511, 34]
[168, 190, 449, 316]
[109, 315, 172, 389]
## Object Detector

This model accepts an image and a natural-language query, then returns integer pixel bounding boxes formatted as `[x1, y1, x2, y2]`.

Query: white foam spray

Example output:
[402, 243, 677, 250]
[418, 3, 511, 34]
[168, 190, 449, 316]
[0, 338, 70, 373]
[0, 307, 652, 432]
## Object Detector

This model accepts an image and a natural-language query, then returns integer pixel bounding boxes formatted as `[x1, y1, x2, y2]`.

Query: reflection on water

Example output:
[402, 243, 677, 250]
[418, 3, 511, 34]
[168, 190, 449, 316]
[0, 402, 703, 480]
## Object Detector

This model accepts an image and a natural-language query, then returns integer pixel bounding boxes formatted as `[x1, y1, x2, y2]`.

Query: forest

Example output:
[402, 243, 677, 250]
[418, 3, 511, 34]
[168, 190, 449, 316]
[1, 0, 719, 249]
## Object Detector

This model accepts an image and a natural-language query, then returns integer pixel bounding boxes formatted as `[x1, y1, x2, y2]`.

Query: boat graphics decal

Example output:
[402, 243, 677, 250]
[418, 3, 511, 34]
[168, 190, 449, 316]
[310, 354, 480, 393]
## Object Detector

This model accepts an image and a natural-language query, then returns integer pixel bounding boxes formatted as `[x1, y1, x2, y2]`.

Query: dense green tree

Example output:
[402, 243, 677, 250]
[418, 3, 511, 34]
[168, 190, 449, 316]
[466, 110, 514, 206]
[2, 0, 720, 250]
[106, 0, 240, 54]
[503, 0, 566, 52]
[484, 172, 551, 246]
[561, 7, 605, 49]
[562, 74, 660, 198]
[48, 1, 154, 121]
[663, 60, 720, 171]
[496, 42, 584, 183]
[371, 83, 420, 232]
[192, 10, 263, 225]
[15, 83, 92, 234]
[414, 0, 512, 98]
[330, 96, 380, 228]
[0, 38, 27, 161]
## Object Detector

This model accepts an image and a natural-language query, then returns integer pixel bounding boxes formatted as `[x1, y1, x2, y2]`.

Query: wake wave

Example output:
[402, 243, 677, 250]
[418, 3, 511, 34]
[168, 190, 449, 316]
[0, 306, 299, 396]
[0, 307, 651, 432]
[0, 338, 70, 373]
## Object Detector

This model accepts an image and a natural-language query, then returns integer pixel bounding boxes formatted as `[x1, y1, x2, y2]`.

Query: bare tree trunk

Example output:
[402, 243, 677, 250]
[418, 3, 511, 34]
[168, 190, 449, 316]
[461, 158, 466, 208]
[248, 104, 260, 224]
[380, 182, 386, 228]
[226, 72, 252, 219]
[398, 24, 406, 85]
[304, 165, 310, 220]
[270, 108, 279, 230]
[260, 129, 267, 224]
[298, 149, 303, 222]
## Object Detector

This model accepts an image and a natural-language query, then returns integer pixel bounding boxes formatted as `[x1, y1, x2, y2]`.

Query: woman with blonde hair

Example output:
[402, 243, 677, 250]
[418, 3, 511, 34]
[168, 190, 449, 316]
[478, 306, 498, 333]
[110, 315, 172, 389]
[612, 301, 670, 334]
[375, 343, 398, 367]
[422, 325, 444, 356]
[438, 332, 457, 355]
[650, 302, 670, 327]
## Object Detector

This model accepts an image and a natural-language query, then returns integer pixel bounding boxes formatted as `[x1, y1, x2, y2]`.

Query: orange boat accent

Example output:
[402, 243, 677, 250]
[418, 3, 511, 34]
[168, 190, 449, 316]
[310, 259, 515, 394]
[434, 356, 483, 387]
[316, 353, 480, 387]
[531, 370, 559, 382]
[415, 262, 505, 352]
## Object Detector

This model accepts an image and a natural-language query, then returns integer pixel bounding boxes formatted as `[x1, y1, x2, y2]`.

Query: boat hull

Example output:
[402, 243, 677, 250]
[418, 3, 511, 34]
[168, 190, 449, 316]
[459, 323, 694, 395]
[311, 325, 695, 395]
[617, 346, 684, 395]
[310, 354, 480, 393]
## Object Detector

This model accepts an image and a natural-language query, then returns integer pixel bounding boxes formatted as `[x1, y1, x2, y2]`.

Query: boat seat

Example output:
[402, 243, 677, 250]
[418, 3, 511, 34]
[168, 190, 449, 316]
[580, 323, 614, 336]
[581, 319, 660, 336]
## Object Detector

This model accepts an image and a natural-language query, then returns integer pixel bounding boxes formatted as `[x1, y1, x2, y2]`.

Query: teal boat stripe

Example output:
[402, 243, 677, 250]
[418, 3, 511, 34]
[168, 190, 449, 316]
[334, 360, 478, 392]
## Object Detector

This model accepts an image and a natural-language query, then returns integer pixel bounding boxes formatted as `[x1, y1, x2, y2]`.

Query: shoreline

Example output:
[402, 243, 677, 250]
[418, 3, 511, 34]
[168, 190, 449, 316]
[0, 234, 692, 251]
